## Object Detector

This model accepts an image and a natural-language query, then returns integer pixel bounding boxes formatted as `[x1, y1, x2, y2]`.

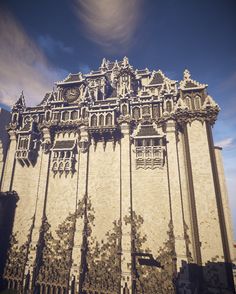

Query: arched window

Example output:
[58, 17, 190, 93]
[106, 113, 112, 126]
[91, 114, 97, 126]
[133, 107, 140, 120]
[71, 110, 78, 120]
[185, 96, 191, 109]
[62, 111, 69, 121]
[122, 104, 128, 116]
[166, 101, 172, 113]
[99, 114, 104, 126]
[82, 108, 87, 118]
[194, 96, 201, 110]
[45, 111, 50, 121]
[12, 113, 17, 123]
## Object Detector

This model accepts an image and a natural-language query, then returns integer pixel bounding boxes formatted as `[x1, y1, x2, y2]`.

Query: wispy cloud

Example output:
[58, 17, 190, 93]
[0, 9, 68, 107]
[73, 0, 143, 53]
[215, 137, 234, 149]
[37, 35, 73, 56]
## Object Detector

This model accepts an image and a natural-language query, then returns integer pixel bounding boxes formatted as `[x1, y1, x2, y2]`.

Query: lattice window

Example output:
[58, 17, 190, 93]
[134, 136, 165, 169]
[135, 146, 164, 169]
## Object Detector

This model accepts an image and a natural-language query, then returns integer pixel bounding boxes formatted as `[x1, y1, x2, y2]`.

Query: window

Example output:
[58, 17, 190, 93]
[133, 107, 140, 120]
[106, 113, 112, 126]
[166, 101, 172, 113]
[91, 114, 97, 126]
[99, 114, 104, 126]
[122, 104, 128, 116]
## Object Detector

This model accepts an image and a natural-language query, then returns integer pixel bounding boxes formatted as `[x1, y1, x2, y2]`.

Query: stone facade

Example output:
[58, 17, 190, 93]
[0, 57, 235, 293]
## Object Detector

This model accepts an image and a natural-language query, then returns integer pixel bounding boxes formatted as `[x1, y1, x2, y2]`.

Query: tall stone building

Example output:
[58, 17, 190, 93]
[0, 57, 235, 293]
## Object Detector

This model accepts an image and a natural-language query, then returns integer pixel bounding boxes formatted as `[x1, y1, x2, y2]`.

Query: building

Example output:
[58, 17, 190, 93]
[0, 57, 235, 294]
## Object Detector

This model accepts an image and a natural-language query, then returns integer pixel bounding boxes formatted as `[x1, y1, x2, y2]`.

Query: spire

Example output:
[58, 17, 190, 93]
[101, 58, 107, 69]
[13, 91, 26, 109]
[123, 56, 129, 67]
[183, 69, 191, 80]
[113, 60, 119, 69]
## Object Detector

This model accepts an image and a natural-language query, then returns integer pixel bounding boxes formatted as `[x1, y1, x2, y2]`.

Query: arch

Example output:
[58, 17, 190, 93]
[194, 95, 201, 110]
[166, 100, 172, 113]
[99, 114, 104, 126]
[45, 111, 50, 121]
[105, 113, 112, 126]
[71, 110, 78, 120]
[122, 104, 128, 116]
[58, 162, 63, 170]
[12, 113, 17, 123]
[185, 96, 192, 109]
[62, 111, 69, 121]
[133, 107, 140, 120]
[82, 108, 87, 118]
[91, 114, 97, 126]
[65, 162, 70, 170]
[52, 162, 57, 171]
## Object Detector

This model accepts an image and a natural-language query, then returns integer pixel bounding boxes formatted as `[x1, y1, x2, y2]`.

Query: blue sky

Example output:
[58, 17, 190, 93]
[0, 0, 235, 237]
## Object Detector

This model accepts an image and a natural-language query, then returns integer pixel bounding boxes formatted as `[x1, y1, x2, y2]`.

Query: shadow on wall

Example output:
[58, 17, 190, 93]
[0, 108, 10, 159]
[0, 192, 19, 291]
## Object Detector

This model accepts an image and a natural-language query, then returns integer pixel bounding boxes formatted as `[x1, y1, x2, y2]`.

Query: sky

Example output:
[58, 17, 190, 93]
[0, 0, 235, 238]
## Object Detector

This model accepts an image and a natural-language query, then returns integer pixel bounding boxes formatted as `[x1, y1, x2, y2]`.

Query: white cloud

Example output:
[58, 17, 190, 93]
[0, 9, 68, 107]
[215, 137, 234, 149]
[73, 0, 143, 53]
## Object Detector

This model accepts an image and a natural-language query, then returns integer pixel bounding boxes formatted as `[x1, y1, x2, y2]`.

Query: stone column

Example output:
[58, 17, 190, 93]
[70, 125, 89, 293]
[166, 120, 187, 269]
[23, 127, 51, 290]
[1, 130, 17, 192]
[120, 122, 132, 293]
[0, 140, 4, 188]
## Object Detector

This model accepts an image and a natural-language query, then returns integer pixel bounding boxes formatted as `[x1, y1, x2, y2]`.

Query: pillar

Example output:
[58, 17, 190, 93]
[166, 120, 187, 269]
[120, 122, 132, 293]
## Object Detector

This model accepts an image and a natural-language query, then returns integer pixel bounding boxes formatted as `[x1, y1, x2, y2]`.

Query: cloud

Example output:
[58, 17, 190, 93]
[73, 0, 143, 53]
[0, 9, 68, 107]
[37, 35, 73, 56]
[215, 137, 234, 149]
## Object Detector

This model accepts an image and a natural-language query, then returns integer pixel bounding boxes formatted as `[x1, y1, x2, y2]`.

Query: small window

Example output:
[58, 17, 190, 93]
[91, 114, 97, 126]
[166, 101, 172, 113]
[99, 114, 104, 126]
[106, 113, 112, 126]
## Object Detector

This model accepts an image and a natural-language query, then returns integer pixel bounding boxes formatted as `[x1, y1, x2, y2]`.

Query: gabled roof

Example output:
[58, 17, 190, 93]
[56, 73, 83, 85]
[136, 124, 159, 137]
[149, 71, 165, 85]
[179, 69, 207, 90]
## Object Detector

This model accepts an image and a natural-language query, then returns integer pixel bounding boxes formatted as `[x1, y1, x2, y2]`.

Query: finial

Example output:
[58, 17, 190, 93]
[123, 56, 129, 67]
[113, 60, 119, 69]
[101, 58, 107, 68]
[183, 69, 191, 80]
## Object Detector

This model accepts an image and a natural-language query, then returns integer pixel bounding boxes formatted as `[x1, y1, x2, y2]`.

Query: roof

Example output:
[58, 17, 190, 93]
[53, 140, 76, 150]
[136, 125, 159, 137]
[149, 72, 164, 85]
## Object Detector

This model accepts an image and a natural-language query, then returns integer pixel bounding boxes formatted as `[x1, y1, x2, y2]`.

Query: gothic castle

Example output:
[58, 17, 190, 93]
[0, 57, 235, 293]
